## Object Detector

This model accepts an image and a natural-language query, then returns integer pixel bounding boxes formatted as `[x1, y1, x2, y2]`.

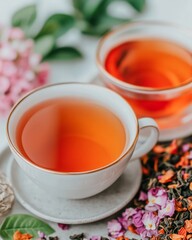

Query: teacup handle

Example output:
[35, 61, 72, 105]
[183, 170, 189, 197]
[131, 118, 159, 160]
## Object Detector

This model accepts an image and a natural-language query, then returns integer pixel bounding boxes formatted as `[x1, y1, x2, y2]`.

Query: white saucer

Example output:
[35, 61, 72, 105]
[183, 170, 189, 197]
[3, 150, 142, 224]
[91, 76, 192, 142]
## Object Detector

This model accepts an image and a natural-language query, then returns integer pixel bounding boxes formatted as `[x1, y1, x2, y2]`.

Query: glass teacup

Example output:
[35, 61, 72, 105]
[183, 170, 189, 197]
[96, 22, 192, 139]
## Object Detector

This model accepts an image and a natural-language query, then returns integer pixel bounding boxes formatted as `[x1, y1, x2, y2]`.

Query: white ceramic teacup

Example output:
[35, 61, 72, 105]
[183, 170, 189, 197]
[6, 83, 159, 199]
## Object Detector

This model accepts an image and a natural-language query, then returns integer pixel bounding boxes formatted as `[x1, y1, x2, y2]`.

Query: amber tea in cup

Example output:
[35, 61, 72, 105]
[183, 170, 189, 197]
[16, 98, 126, 172]
[105, 38, 191, 89]
[97, 22, 192, 119]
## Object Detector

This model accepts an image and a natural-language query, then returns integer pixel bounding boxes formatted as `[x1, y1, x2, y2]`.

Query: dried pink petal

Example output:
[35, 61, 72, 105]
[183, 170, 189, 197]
[158, 199, 175, 219]
[57, 223, 70, 230]
[107, 219, 125, 238]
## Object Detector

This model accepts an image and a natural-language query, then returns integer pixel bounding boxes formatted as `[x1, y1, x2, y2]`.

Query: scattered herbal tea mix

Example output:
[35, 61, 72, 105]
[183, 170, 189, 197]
[0, 137, 191, 240]
[107, 137, 192, 240]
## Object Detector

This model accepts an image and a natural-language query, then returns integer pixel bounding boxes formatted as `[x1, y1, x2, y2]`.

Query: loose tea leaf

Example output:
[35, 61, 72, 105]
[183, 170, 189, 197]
[0, 214, 55, 240]
[70, 233, 86, 240]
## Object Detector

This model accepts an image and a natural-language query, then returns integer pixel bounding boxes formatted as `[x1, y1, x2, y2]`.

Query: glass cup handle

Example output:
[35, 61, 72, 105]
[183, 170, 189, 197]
[131, 118, 159, 160]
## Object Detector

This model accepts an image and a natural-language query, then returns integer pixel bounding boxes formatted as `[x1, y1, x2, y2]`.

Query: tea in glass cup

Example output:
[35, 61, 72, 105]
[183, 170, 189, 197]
[96, 22, 192, 131]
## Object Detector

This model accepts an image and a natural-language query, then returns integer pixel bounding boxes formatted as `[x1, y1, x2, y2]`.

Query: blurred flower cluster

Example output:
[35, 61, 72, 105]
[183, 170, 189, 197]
[0, 27, 49, 115]
[107, 187, 175, 239]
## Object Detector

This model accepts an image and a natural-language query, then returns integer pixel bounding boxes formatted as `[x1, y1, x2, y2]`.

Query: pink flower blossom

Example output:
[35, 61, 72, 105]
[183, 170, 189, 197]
[0, 43, 17, 60]
[182, 143, 190, 152]
[136, 226, 146, 235]
[132, 209, 145, 228]
[188, 151, 192, 159]
[57, 223, 70, 230]
[142, 211, 159, 231]
[140, 229, 158, 239]
[107, 219, 125, 238]
[38, 231, 46, 239]
[0, 26, 49, 115]
[8, 28, 24, 40]
[37, 63, 49, 85]
[89, 236, 101, 240]
[0, 95, 12, 115]
[118, 216, 129, 230]
[139, 191, 148, 201]
[0, 76, 10, 93]
[1, 61, 17, 77]
[122, 207, 137, 226]
[158, 199, 175, 219]
[145, 187, 167, 211]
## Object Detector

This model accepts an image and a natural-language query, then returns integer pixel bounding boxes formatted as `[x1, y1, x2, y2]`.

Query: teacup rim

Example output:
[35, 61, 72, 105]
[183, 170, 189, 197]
[96, 20, 192, 93]
[6, 82, 139, 175]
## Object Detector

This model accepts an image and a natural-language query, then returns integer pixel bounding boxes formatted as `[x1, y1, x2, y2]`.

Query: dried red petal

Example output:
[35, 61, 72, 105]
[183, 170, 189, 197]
[185, 220, 192, 233]
[159, 169, 175, 183]
[142, 166, 149, 175]
[158, 229, 165, 234]
[178, 227, 187, 237]
[183, 173, 190, 180]
[127, 225, 137, 234]
[13, 231, 33, 240]
[153, 145, 165, 153]
[168, 184, 179, 189]
[169, 234, 185, 240]
[175, 201, 187, 212]
[189, 182, 192, 191]
[175, 156, 189, 168]
[116, 236, 129, 240]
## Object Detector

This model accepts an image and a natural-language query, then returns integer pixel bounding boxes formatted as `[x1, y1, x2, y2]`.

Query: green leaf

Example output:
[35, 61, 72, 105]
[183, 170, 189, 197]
[83, 14, 130, 36]
[34, 35, 55, 57]
[72, 0, 113, 21]
[12, 5, 37, 30]
[0, 214, 55, 240]
[79, 0, 104, 20]
[44, 47, 83, 61]
[72, 0, 86, 12]
[125, 0, 146, 12]
[37, 14, 75, 39]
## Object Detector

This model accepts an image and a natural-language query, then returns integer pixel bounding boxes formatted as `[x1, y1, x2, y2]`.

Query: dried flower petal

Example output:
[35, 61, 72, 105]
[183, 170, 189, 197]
[138, 191, 147, 201]
[169, 234, 185, 240]
[107, 219, 125, 238]
[178, 227, 187, 237]
[189, 182, 192, 191]
[158, 169, 175, 183]
[142, 212, 159, 231]
[158, 199, 175, 219]
[175, 201, 187, 212]
[145, 187, 167, 211]
[116, 236, 129, 240]
[185, 220, 192, 233]
[158, 228, 165, 234]
[57, 223, 70, 230]
[89, 236, 101, 240]
[127, 225, 137, 234]
[13, 231, 33, 240]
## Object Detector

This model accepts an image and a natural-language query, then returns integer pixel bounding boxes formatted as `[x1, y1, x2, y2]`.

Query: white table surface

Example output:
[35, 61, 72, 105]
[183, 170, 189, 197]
[0, 0, 192, 238]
